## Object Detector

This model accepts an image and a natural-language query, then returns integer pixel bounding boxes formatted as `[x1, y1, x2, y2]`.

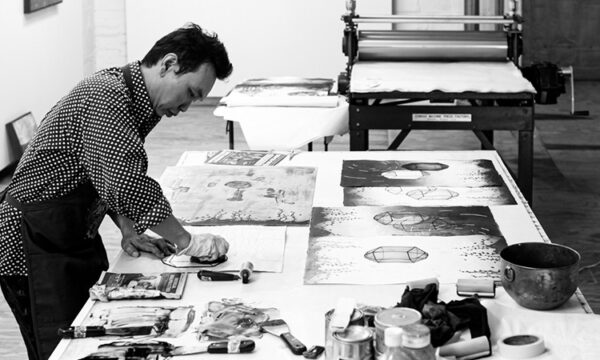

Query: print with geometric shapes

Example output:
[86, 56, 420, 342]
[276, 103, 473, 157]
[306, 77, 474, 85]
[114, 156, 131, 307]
[310, 206, 502, 237]
[343, 185, 516, 206]
[364, 246, 428, 263]
[340, 159, 504, 188]
[304, 235, 507, 285]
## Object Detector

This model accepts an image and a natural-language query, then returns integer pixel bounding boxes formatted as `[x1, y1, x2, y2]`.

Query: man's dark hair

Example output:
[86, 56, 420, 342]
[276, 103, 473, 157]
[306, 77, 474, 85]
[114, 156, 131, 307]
[142, 23, 233, 79]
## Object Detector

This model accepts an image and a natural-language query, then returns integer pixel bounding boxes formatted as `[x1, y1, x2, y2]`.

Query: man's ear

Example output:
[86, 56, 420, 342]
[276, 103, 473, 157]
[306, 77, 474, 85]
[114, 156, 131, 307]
[159, 53, 179, 76]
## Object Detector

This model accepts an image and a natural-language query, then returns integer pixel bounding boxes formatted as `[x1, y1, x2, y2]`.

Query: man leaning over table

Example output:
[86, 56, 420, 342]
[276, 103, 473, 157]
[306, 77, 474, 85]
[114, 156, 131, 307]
[0, 23, 231, 360]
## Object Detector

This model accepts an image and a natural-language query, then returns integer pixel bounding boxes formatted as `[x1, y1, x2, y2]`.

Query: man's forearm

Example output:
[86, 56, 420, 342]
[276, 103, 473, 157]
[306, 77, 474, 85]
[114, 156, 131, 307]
[108, 211, 136, 237]
[149, 214, 191, 250]
[109, 212, 191, 251]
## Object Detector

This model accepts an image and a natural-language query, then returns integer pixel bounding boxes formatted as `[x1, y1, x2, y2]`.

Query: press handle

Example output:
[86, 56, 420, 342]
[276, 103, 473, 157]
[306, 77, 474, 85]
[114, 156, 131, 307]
[503, 265, 515, 282]
[281, 332, 307, 355]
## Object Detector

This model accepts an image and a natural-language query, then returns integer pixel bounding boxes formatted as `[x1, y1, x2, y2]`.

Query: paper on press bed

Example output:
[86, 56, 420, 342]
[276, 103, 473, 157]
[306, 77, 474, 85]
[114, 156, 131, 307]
[350, 61, 537, 94]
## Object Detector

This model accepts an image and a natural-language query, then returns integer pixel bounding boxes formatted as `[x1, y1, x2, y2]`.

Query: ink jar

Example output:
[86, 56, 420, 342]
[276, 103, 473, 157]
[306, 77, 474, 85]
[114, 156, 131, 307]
[325, 308, 365, 360]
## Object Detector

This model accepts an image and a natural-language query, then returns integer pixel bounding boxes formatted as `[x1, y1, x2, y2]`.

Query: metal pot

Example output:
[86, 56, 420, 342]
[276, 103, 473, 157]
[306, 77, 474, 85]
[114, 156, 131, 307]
[500, 242, 580, 310]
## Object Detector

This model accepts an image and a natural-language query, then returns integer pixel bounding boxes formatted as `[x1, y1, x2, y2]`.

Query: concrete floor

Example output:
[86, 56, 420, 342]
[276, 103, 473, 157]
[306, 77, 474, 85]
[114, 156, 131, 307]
[0, 82, 599, 358]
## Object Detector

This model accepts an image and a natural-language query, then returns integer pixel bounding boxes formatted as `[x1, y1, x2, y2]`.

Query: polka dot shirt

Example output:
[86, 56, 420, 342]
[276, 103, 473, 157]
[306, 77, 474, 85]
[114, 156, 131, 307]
[0, 61, 172, 276]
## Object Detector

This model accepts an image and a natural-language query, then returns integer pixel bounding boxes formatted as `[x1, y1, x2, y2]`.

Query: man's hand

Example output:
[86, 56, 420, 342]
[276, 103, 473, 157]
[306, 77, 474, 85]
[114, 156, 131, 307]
[179, 233, 229, 260]
[121, 233, 176, 258]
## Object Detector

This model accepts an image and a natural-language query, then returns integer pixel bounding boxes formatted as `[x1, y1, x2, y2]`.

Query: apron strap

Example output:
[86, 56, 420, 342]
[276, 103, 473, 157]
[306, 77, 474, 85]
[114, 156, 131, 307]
[121, 64, 135, 98]
[0, 186, 7, 204]
[4, 191, 21, 211]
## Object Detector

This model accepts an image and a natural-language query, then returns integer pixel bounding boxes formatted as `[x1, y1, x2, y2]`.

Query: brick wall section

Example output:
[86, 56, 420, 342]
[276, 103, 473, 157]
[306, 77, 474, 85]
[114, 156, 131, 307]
[83, 0, 127, 75]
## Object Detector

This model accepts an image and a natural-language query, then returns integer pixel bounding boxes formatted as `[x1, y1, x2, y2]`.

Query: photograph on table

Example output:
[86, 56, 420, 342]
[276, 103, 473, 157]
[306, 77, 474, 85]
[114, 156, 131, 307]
[310, 206, 503, 237]
[5, 112, 38, 159]
[304, 234, 507, 284]
[162, 225, 285, 272]
[340, 159, 505, 188]
[343, 185, 516, 206]
[89, 271, 187, 301]
[205, 149, 288, 166]
[24, 0, 62, 13]
[160, 165, 317, 225]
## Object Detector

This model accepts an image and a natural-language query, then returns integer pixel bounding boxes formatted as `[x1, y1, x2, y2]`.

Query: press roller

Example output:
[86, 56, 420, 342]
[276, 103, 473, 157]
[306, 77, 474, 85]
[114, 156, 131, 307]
[339, 0, 524, 93]
[357, 30, 509, 61]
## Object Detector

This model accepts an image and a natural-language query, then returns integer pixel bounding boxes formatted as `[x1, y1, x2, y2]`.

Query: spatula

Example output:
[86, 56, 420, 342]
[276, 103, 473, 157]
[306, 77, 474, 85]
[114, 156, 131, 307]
[260, 319, 307, 355]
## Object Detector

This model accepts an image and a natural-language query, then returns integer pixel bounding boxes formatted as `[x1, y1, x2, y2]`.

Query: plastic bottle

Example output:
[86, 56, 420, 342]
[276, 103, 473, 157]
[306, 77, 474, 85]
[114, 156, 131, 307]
[381, 327, 405, 360]
[396, 324, 436, 360]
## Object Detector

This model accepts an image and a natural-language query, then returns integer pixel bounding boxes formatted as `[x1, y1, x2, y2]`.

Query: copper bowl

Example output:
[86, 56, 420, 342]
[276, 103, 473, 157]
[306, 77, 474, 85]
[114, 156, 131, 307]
[500, 242, 580, 310]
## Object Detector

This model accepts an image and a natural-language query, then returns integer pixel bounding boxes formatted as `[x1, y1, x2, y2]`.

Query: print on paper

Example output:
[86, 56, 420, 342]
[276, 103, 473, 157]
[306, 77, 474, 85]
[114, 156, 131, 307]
[160, 166, 317, 226]
[340, 159, 504, 188]
[206, 150, 287, 166]
[310, 206, 502, 238]
[224, 77, 336, 107]
[343, 185, 516, 206]
[304, 234, 507, 285]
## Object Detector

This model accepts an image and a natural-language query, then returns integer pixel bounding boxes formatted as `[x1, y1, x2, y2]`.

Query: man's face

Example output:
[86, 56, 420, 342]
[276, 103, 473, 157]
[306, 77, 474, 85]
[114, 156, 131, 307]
[153, 60, 216, 117]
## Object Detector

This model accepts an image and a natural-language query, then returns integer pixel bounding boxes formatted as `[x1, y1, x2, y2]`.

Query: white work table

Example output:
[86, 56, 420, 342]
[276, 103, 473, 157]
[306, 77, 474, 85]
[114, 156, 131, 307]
[51, 150, 598, 360]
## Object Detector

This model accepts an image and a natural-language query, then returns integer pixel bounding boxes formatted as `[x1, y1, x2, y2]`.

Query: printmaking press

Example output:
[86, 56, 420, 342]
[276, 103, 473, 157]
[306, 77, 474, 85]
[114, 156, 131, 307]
[338, 0, 540, 202]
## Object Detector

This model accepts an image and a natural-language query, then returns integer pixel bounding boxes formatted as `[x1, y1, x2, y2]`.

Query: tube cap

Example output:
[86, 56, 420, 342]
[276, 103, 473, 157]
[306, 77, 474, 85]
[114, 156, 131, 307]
[384, 327, 404, 347]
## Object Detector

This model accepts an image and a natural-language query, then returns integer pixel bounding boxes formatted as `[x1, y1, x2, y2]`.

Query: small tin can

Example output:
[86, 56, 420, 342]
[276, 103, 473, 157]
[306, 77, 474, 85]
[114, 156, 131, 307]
[357, 305, 385, 328]
[373, 307, 422, 357]
[325, 308, 365, 360]
[331, 325, 373, 360]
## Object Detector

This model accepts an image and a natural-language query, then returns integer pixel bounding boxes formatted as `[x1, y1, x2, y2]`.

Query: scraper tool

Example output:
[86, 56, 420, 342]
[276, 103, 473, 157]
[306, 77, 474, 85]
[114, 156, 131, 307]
[260, 319, 307, 355]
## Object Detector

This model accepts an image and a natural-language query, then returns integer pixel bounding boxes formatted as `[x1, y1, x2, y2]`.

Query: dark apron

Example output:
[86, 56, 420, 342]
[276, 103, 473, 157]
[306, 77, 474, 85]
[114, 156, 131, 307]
[0, 66, 135, 360]
[4, 184, 109, 360]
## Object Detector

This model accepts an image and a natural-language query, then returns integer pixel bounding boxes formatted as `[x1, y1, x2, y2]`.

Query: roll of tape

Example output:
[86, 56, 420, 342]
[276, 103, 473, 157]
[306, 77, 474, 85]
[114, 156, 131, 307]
[498, 334, 545, 359]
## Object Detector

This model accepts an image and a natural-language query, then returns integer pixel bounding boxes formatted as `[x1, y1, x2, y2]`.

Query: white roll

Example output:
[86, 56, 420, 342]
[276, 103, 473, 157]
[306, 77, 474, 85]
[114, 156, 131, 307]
[438, 336, 491, 359]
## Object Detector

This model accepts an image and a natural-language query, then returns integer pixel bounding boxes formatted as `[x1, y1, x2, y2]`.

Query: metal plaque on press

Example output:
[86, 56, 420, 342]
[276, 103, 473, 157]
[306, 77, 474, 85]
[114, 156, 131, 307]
[413, 113, 472, 122]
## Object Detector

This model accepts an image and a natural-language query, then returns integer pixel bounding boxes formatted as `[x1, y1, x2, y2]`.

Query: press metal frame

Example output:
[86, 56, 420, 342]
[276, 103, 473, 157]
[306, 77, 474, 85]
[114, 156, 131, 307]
[342, 0, 535, 204]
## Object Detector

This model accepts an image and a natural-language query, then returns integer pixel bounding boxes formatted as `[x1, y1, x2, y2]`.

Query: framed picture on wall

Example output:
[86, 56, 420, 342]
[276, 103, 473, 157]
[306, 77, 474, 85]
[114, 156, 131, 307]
[24, 0, 62, 14]
[6, 112, 37, 159]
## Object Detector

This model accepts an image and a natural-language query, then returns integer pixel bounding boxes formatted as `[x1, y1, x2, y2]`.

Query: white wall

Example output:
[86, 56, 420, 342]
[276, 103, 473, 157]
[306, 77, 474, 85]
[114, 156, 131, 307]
[0, 0, 85, 170]
[125, 0, 391, 97]
[89, 0, 127, 73]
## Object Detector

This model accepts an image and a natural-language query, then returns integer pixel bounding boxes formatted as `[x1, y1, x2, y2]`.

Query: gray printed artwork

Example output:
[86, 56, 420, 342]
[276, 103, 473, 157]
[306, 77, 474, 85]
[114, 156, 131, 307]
[303, 234, 507, 284]
[206, 150, 287, 166]
[343, 185, 516, 206]
[230, 78, 334, 97]
[304, 205, 507, 284]
[340, 159, 505, 188]
[160, 166, 317, 225]
[310, 206, 503, 237]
